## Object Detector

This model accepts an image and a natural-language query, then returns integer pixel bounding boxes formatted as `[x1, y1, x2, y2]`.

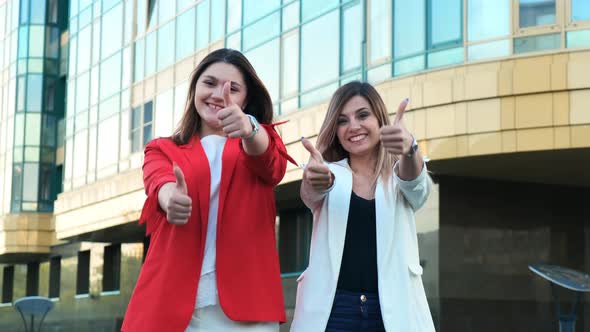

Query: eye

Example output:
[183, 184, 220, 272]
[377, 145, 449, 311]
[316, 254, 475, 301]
[358, 111, 370, 119]
[230, 87, 239, 93]
[203, 80, 215, 86]
[337, 118, 348, 125]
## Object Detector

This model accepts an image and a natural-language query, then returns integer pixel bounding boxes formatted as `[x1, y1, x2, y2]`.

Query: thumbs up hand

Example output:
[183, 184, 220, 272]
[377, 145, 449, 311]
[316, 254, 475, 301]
[216, 81, 252, 139]
[163, 164, 192, 225]
[380, 98, 414, 156]
[301, 137, 333, 192]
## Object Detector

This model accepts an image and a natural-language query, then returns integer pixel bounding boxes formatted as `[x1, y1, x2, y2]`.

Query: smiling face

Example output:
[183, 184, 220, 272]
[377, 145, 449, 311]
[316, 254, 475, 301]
[335, 95, 381, 159]
[194, 62, 248, 136]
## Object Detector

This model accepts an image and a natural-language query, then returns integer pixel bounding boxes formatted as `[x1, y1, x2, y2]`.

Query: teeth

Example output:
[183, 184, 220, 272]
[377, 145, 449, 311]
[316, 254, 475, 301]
[350, 135, 366, 142]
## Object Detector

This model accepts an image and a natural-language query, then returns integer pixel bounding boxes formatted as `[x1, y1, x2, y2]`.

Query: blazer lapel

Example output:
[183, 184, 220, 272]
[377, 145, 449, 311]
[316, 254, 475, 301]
[375, 178, 395, 270]
[217, 139, 239, 226]
[183, 136, 211, 250]
[327, 162, 353, 276]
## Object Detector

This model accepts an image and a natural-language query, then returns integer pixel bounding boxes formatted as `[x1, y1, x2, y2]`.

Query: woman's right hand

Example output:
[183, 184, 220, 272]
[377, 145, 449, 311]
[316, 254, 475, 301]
[301, 137, 333, 192]
[158, 164, 192, 225]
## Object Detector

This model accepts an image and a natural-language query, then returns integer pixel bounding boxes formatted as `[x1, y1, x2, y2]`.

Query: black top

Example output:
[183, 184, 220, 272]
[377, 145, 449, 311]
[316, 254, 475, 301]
[336, 191, 378, 293]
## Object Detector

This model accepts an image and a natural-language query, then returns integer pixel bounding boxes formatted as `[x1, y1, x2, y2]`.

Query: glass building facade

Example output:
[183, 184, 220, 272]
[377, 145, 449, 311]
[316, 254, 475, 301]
[0, 0, 589, 331]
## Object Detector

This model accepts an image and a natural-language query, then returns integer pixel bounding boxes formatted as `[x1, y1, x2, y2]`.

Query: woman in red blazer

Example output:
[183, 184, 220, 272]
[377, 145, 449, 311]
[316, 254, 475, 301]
[122, 48, 294, 332]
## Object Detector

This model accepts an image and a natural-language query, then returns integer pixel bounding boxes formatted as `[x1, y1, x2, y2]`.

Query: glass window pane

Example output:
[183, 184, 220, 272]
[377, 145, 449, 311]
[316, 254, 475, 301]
[155, 88, 173, 138]
[136, 0, 146, 32]
[42, 115, 57, 147]
[88, 126, 97, 171]
[27, 75, 43, 112]
[244, 0, 280, 25]
[100, 52, 121, 100]
[394, 55, 425, 76]
[17, 76, 25, 112]
[45, 27, 60, 59]
[77, 25, 91, 74]
[519, 0, 556, 28]
[394, 0, 425, 59]
[99, 94, 120, 120]
[282, 1, 300, 31]
[92, 20, 101, 65]
[144, 101, 153, 123]
[301, 12, 339, 92]
[567, 30, 590, 48]
[47, 0, 58, 23]
[18, 26, 28, 58]
[227, 0, 241, 33]
[301, 0, 338, 22]
[572, 0, 590, 21]
[120, 109, 130, 159]
[97, 115, 119, 169]
[143, 124, 153, 145]
[101, 4, 123, 60]
[132, 106, 141, 130]
[210, 0, 225, 41]
[76, 72, 90, 111]
[22, 163, 39, 202]
[281, 32, 299, 98]
[468, 0, 510, 41]
[514, 33, 560, 53]
[122, 47, 131, 89]
[24, 147, 40, 161]
[14, 113, 25, 146]
[134, 38, 145, 82]
[158, 0, 175, 24]
[25, 113, 41, 145]
[30, 0, 46, 24]
[73, 130, 88, 178]
[90, 66, 99, 106]
[431, 0, 462, 46]
[177, 0, 194, 12]
[157, 21, 175, 70]
[370, 0, 392, 62]
[245, 39, 279, 103]
[428, 47, 464, 68]
[124, 0, 133, 45]
[243, 12, 279, 51]
[468, 40, 511, 61]
[20, 0, 29, 24]
[132, 130, 141, 152]
[145, 31, 156, 77]
[342, 3, 362, 72]
[196, 0, 210, 50]
[176, 7, 196, 60]
[103, 0, 120, 12]
[28, 26, 45, 58]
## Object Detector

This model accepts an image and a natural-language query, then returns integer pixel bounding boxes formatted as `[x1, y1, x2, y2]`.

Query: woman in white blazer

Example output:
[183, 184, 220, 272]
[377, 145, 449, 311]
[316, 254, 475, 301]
[291, 81, 435, 332]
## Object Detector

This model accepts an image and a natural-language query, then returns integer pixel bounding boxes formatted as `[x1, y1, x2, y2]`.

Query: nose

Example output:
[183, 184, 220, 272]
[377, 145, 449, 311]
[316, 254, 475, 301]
[349, 118, 361, 129]
[211, 84, 224, 100]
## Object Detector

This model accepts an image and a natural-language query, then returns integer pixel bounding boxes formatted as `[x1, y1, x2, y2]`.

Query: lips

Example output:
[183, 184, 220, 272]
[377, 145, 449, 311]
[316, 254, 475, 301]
[206, 103, 224, 111]
[349, 134, 367, 142]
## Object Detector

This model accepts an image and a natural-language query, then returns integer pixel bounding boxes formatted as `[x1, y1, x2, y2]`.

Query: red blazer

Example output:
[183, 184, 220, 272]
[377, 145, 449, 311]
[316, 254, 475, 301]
[122, 125, 294, 332]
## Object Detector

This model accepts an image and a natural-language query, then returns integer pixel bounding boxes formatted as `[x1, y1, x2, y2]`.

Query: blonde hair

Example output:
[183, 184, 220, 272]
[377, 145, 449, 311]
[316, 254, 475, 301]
[316, 81, 397, 186]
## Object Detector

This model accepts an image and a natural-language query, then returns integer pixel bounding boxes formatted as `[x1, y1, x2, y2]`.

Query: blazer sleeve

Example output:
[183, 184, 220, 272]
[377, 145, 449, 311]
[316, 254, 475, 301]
[393, 161, 432, 211]
[239, 123, 296, 186]
[139, 139, 177, 235]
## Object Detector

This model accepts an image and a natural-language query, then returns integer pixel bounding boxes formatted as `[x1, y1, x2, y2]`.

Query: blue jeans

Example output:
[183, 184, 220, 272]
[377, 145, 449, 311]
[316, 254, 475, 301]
[325, 289, 385, 332]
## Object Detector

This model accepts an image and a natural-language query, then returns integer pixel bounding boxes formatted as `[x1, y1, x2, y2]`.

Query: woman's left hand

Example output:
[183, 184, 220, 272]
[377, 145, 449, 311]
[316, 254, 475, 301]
[380, 98, 413, 156]
[217, 81, 253, 139]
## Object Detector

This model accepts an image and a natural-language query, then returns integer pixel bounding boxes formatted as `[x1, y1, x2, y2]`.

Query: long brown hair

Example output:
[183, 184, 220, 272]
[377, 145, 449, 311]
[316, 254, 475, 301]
[172, 48, 273, 145]
[316, 81, 397, 184]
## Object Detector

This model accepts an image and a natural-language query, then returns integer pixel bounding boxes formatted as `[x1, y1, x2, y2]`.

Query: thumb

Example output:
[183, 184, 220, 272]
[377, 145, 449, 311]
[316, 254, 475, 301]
[301, 137, 324, 163]
[222, 81, 233, 107]
[173, 164, 187, 194]
[394, 98, 409, 125]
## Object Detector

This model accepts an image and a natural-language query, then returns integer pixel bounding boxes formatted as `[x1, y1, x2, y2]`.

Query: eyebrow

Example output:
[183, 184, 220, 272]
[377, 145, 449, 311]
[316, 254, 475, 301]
[202, 75, 243, 89]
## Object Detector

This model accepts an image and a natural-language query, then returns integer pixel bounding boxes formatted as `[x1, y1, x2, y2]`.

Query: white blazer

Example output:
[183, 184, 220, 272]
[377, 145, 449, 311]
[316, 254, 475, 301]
[290, 159, 436, 332]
